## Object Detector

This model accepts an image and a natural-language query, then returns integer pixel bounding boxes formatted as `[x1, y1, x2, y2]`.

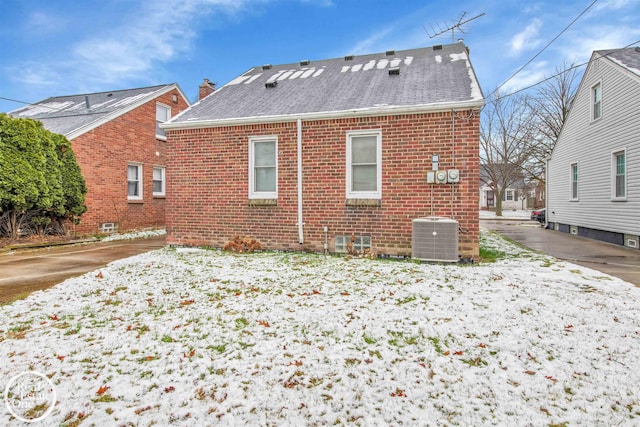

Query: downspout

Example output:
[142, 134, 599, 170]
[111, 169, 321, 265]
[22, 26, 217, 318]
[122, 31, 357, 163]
[297, 119, 304, 244]
[451, 109, 455, 219]
[545, 156, 550, 229]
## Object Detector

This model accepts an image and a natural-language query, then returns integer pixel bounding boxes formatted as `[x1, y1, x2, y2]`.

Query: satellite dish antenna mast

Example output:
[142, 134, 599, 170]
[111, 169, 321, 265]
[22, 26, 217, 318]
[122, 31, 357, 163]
[427, 11, 485, 44]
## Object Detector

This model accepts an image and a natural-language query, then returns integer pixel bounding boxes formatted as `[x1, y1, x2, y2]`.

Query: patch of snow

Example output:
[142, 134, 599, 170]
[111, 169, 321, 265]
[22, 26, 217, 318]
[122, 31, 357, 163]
[244, 74, 262, 84]
[340, 66, 350, 73]
[1, 231, 639, 425]
[435, 55, 442, 63]
[289, 70, 305, 80]
[302, 69, 316, 78]
[16, 101, 75, 117]
[101, 229, 166, 242]
[609, 56, 640, 76]
[390, 58, 401, 67]
[111, 92, 153, 108]
[351, 64, 363, 72]
[363, 60, 376, 71]
[404, 56, 414, 66]
[227, 75, 252, 86]
[480, 210, 533, 219]
[449, 52, 467, 62]
[277, 71, 294, 81]
[376, 58, 389, 69]
[312, 68, 324, 77]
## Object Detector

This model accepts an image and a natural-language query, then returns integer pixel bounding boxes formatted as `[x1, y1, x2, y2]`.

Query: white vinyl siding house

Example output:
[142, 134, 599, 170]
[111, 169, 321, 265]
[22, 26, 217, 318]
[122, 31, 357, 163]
[547, 48, 640, 248]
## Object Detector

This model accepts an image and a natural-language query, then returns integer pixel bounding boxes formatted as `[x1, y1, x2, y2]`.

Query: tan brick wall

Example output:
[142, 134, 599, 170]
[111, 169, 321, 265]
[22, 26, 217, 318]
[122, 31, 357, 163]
[70, 88, 190, 234]
[166, 111, 480, 259]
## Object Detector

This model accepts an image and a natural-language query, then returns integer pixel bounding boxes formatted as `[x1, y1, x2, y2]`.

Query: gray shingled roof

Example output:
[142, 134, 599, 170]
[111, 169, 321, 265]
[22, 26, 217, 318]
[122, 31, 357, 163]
[598, 47, 640, 77]
[10, 84, 180, 138]
[167, 42, 484, 127]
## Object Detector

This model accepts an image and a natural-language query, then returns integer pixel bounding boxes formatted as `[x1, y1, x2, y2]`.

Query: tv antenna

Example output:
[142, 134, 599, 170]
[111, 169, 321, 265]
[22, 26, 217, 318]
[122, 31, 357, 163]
[426, 11, 485, 44]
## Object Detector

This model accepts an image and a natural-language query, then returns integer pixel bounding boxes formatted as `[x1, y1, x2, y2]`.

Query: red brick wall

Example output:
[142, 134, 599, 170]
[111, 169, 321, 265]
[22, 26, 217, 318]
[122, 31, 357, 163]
[166, 111, 480, 259]
[70, 88, 190, 234]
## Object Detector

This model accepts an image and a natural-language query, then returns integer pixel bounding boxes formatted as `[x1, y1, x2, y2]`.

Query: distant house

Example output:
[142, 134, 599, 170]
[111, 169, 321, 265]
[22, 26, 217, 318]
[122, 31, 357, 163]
[547, 47, 640, 249]
[479, 165, 530, 211]
[163, 43, 484, 260]
[10, 84, 191, 234]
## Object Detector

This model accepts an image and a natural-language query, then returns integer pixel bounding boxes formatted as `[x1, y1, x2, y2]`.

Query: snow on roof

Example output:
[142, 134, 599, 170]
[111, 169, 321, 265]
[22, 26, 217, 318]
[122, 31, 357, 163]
[597, 47, 640, 77]
[168, 42, 485, 127]
[9, 84, 177, 137]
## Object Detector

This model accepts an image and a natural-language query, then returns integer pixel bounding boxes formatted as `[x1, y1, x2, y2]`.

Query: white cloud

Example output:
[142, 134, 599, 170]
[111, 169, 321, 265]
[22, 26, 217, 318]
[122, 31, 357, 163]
[10, 0, 261, 91]
[27, 11, 68, 34]
[350, 27, 396, 55]
[300, 0, 335, 6]
[500, 61, 549, 93]
[595, 0, 638, 11]
[558, 25, 640, 63]
[509, 18, 542, 54]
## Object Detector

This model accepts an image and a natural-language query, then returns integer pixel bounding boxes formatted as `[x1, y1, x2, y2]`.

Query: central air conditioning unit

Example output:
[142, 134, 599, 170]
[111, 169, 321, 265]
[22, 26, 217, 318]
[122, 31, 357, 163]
[412, 217, 459, 262]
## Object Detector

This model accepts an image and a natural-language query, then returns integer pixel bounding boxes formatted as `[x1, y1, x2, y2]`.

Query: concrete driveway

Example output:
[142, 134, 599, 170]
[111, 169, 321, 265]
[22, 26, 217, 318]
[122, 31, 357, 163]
[0, 236, 166, 303]
[482, 218, 640, 286]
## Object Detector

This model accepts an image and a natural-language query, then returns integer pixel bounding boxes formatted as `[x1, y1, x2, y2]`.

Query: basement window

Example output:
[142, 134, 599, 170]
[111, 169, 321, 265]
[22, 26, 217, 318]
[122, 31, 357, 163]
[335, 235, 371, 254]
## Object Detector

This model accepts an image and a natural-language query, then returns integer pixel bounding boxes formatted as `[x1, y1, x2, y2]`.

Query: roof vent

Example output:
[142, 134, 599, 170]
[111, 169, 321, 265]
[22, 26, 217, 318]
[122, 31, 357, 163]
[344, 54, 354, 61]
[262, 64, 272, 70]
[433, 45, 443, 51]
[300, 59, 310, 66]
[385, 50, 395, 56]
[265, 81, 278, 89]
[85, 95, 90, 109]
[388, 67, 400, 75]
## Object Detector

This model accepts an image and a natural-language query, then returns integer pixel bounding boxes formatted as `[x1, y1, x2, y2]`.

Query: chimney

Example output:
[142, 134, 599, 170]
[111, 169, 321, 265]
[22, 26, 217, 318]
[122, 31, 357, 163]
[199, 78, 216, 100]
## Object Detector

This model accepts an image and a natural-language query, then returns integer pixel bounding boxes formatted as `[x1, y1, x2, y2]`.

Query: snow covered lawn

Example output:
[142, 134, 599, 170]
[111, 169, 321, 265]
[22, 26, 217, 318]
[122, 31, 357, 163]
[1, 231, 639, 425]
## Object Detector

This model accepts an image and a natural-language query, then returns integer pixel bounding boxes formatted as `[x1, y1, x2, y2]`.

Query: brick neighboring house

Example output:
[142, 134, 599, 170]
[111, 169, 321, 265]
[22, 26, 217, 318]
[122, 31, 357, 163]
[164, 43, 484, 260]
[10, 84, 191, 234]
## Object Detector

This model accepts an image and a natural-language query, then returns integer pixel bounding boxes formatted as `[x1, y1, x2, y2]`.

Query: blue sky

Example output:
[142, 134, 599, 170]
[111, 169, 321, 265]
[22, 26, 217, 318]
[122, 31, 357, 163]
[1, 0, 639, 113]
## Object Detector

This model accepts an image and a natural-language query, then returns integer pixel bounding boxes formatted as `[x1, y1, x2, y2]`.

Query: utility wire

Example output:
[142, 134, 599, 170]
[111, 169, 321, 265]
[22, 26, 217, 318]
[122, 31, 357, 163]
[490, 0, 599, 98]
[493, 39, 640, 103]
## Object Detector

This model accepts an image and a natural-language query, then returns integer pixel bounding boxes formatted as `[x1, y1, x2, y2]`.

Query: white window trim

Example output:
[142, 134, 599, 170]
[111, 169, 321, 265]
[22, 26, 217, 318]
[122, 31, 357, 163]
[156, 103, 171, 140]
[612, 148, 627, 201]
[570, 162, 579, 201]
[152, 166, 166, 197]
[346, 129, 382, 199]
[591, 81, 602, 122]
[127, 163, 143, 201]
[248, 135, 278, 199]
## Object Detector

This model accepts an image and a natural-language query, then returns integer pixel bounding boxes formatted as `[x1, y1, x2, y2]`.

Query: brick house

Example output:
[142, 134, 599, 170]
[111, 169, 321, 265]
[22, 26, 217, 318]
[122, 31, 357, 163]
[164, 43, 484, 260]
[10, 84, 191, 234]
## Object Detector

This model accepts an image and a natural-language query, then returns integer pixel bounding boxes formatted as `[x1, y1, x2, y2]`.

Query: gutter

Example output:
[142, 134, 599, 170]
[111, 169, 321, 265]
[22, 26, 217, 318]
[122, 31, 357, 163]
[161, 99, 485, 131]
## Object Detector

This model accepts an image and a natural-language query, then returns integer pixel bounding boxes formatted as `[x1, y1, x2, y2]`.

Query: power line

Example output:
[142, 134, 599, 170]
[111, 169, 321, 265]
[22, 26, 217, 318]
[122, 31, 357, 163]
[490, 0, 599, 98]
[493, 40, 640, 103]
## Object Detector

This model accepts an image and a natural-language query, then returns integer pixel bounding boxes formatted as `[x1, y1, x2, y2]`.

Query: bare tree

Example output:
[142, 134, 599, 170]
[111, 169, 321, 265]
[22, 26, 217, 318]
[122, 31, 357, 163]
[480, 90, 535, 216]
[524, 62, 581, 184]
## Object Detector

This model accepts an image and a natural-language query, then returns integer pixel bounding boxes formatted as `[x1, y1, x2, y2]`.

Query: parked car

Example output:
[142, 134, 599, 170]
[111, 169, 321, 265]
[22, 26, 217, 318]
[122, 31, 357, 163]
[531, 208, 546, 223]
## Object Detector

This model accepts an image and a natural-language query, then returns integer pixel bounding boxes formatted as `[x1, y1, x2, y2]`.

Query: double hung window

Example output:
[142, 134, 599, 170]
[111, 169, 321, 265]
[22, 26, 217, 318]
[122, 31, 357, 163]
[156, 104, 171, 139]
[346, 130, 382, 199]
[249, 136, 278, 199]
[128, 164, 142, 200]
